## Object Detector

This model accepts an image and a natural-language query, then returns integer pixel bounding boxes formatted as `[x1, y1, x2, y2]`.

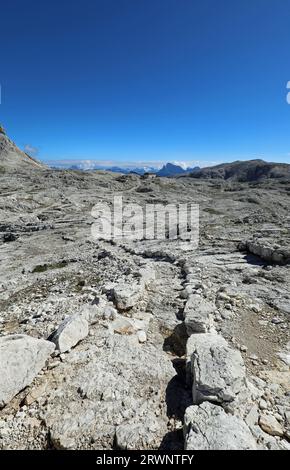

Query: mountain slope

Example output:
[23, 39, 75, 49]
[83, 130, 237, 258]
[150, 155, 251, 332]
[156, 163, 185, 177]
[190, 159, 290, 182]
[156, 163, 200, 177]
[0, 131, 46, 172]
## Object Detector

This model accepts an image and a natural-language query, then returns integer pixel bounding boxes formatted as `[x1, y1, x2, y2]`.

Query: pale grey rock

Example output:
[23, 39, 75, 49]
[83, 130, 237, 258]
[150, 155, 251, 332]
[187, 333, 246, 403]
[184, 402, 256, 450]
[259, 399, 268, 410]
[79, 300, 107, 324]
[44, 332, 174, 450]
[271, 317, 284, 325]
[240, 237, 290, 265]
[277, 341, 290, 366]
[225, 378, 262, 418]
[180, 285, 193, 299]
[112, 282, 143, 310]
[109, 313, 151, 338]
[115, 415, 163, 450]
[184, 295, 215, 334]
[278, 351, 290, 366]
[138, 266, 156, 287]
[133, 311, 152, 330]
[274, 300, 290, 315]
[109, 316, 136, 335]
[0, 334, 55, 407]
[220, 309, 233, 320]
[103, 305, 118, 321]
[245, 404, 259, 427]
[137, 330, 147, 343]
[51, 315, 89, 353]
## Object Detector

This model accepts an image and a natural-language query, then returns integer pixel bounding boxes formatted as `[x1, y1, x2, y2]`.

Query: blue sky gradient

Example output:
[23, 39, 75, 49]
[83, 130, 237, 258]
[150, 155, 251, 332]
[1, 0, 290, 166]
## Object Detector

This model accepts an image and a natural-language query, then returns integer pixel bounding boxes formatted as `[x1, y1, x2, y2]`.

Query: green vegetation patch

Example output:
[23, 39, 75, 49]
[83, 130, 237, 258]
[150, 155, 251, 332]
[32, 261, 68, 273]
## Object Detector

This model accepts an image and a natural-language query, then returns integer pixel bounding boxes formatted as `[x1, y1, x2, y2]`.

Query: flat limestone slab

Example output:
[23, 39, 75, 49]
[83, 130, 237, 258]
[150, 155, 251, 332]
[0, 334, 55, 407]
[187, 332, 246, 403]
[184, 402, 256, 450]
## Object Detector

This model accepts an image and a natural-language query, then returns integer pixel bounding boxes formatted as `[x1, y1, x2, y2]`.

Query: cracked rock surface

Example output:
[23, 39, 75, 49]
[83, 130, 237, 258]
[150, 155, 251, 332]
[187, 332, 246, 403]
[184, 402, 257, 450]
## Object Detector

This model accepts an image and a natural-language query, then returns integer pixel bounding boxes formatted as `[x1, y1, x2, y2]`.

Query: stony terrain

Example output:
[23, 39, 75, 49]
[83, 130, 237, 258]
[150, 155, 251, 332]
[0, 135, 290, 450]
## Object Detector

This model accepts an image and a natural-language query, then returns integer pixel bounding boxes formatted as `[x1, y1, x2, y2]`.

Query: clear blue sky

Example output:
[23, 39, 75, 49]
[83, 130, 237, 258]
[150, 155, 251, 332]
[1, 0, 290, 166]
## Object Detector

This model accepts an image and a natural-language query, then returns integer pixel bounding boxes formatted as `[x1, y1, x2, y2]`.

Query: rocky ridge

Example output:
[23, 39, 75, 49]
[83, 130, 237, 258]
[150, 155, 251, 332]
[190, 159, 290, 182]
[0, 131, 46, 173]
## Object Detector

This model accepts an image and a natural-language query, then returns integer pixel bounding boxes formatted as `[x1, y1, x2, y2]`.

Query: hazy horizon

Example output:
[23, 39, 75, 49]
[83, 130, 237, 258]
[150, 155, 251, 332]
[43, 156, 288, 171]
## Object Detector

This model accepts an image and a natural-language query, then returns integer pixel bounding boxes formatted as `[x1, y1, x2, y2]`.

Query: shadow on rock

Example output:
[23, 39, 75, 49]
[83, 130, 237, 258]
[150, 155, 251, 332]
[163, 323, 188, 357]
[159, 358, 192, 450]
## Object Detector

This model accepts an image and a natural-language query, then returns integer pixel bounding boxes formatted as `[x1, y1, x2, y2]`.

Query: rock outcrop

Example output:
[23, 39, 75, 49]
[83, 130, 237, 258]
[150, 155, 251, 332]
[184, 295, 214, 334]
[50, 315, 89, 353]
[239, 237, 290, 265]
[184, 402, 257, 450]
[0, 335, 55, 407]
[0, 132, 46, 172]
[112, 283, 144, 310]
[186, 332, 246, 404]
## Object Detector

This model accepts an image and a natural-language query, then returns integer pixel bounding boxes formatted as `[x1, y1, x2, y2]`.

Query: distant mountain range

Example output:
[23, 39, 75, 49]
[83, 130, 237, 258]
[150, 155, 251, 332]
[189, 159, 290, 182]
[156, 162, 200, 177]
[67, 161, 200, 176]
[66, 163, 155, 174]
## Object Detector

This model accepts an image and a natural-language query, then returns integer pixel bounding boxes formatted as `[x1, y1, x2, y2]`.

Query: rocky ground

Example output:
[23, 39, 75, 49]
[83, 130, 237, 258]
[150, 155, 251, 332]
[0, 166, 290, 450]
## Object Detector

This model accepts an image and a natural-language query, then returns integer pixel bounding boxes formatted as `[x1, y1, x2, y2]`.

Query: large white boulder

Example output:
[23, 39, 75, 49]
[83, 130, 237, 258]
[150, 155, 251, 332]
[0, 334, 55, 407]
[187, 332, 246, 403]
[184, 295, 214, 334]
[112, 282, 143, 310]
[51, 315, 89, 353]
[184, 402, 256, 450]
